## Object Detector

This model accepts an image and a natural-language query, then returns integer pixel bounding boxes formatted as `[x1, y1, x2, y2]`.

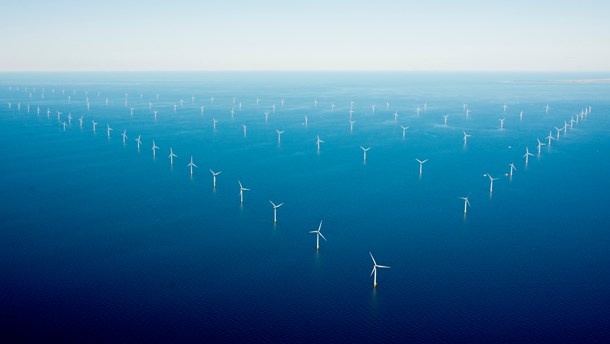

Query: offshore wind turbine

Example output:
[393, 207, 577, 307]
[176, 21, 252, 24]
[546, 130, 555, 147]
[106, 124, 112, 138]
[484, 173, 499, 193]
[416, 158, 428, 175]
[554, 127, 561, 140]
[369, 252, 390, 287]
[78, 116, 84, 128]
[242, 123, 247, 138]
[269, 200, 284, 223]
[308, 220, 326, 250]
[238, 180, 250, 204]
[393, 111, 399, 122]
[168, 148, 177, 166]
[188, 156, 198, 175]
[360, 146, 371, 162]
[401, 125, 409, 139]
[276, 129, 284, 144]
[463, 131, 471, 145]
[536, 139, 545, 155]
[503, 103, 508, 113]
[524, 147, 534, 166]
[508, 163, 517, 178]
[519, 110, 524, 121]
[121, 129, 128, 143]
[499, 118, 505, 129]
[304, 115, 308, 127]
[459, 195, 471, 214]
[209, 169, 221, 188]
[62, 121, 68, 131]
[213, 118, 218, 130]
[349, 120, 356, 132]
[316, 135, 324, 151]
[264, 112, 269, 122]
[135, 135, 142, 151]
[153, 110, 158, 120]
[443, 114, 448, 125]
[152, 140, 159, 158]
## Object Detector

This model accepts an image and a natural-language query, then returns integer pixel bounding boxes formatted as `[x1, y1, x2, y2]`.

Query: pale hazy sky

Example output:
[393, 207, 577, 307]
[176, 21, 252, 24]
[1, 0, 609, 71]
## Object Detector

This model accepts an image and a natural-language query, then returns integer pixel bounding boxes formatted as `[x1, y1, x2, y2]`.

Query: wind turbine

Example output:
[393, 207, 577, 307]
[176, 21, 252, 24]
[78, 116, 84, 128]
[349, 120, 356, 132]
[443, 114, 448, 125]
[519, 110, 523, 121]
[416, 158, 428, 175]
[484, 173, 499, 193]
[508, 163, 517, 177]
[316, 135, 324, 151]
[499, 118, 505, 129]
[153, 110, 158, 120]
[264, 112, 269, 122]
[106, 124, 112, 138]
[304, 115, 308, 127]
[503, 103, 508, 113]
[188, 156, 198, 175]
[545, 104, 550, 113]
[554, 127, 561, 140]
[209, 169, 221, 188]
[135, 135, 142, 151]
[401, 125, 409, 139]
[168, 148, 177, 165]
[360, 146, 371, 162]
[536, 139, 545, 155]
[524, 147, 534, 166]
[308, 220, 326, 250]
[121, 129, 128, 143]
[463, 131, 471, 145]
[546, 130, 555, 147]
[152, 140, 159, 158]
[242, 123, 247, 138]
[369, 252, 390, 287]
[276, 129, 284, 144]
[459, 195, 471, 214]
[238, 180, 250, 204]
[269, 200, 284, 223]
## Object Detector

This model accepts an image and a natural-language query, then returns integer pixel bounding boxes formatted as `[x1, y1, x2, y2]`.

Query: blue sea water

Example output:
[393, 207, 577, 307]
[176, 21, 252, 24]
[1, 72, 609, 343]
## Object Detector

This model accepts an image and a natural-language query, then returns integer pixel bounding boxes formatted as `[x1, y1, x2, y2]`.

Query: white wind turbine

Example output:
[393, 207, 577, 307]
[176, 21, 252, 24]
[78, 116, 84, 128]
[121, 129, 128, 143]
[508, 163, 517, 178]
[416, 158, 428, 175]
[443, 114, 448, 125]
[401, 125, 409, 139]
[276, 129, 284, 144]
[499, 118, 505, 129]
[360, 146, 371, 162]
[188, 156, 198, 176]
[554, 127, 561, 140]
[242, 123, 247, 138]
[316, 135, 324, 151]
[264, 112, 269, 122]
[168, 148, 177, 166]
[369, 252, 390, 287]
[304, 115, 308, 127]
[546, 130, 555, 147]
[106, 124, 112, 138]
[135, 135, 142, 151]
[152, 140, 159, 158]
[209, 169, 221, 188]
[309, 220, 326, 250]
[349, 120, 356, 132]
[484, 173, 499, 193]
[269, 200, 284, 223]
[459, 195, 471, 214]
[536, 139, 545, 155]
[238, 180, 250, 204]
[463, 131, 471, 145]
[524, 147, 534, 166]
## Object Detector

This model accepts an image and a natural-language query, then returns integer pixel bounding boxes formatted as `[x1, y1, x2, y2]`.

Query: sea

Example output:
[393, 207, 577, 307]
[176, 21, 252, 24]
[0, 72, 609, 343]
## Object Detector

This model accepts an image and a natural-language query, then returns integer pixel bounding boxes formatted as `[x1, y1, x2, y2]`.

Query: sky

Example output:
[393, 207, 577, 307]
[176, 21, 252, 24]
[1, 0, 609, 71]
